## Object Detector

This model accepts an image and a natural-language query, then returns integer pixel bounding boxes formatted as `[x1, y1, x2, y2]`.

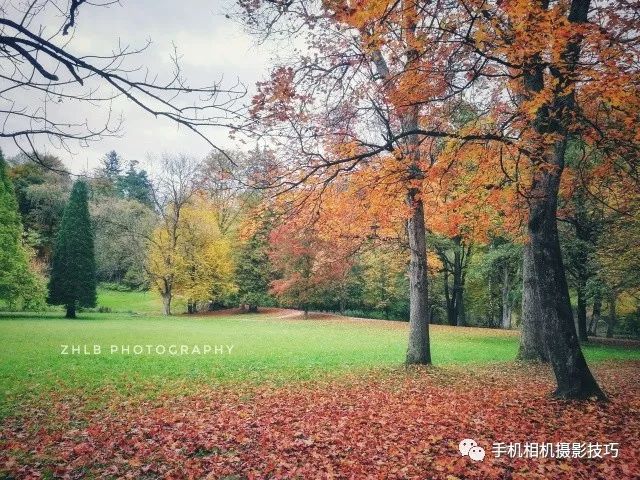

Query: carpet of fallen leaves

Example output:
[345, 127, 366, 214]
[1, 361, 639, 479]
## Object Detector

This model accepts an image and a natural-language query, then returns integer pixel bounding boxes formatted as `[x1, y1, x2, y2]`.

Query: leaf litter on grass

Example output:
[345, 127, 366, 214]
[1, 361, 639, 479]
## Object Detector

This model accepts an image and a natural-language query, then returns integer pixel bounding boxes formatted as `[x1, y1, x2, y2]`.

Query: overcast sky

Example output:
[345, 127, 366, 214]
[1, 0, 279, 173]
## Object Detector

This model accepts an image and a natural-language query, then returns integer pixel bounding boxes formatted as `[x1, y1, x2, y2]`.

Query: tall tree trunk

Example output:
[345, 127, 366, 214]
[588, 292, 601, 336]
[515, 0, 603, 399]
[501, 264, 512, 329]
[162, 293, 172, 316]
[452, 246, 461, 326]
[406, 189, 431, 365]
[455, 239, 470, 327]
[576, 281, 588, 342]
[443, 269, 455, 326]
[517, 243, 548, 361]
[528, 158, 604, 399]
[455, 286, 465, 327]
[606, 293, 616, 338]
[370, 1, 430, 363]
[65, 304, 76, 319]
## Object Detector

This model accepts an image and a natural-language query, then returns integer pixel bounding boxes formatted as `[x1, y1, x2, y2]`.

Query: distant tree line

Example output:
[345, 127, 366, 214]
[1, 146, 638, 339]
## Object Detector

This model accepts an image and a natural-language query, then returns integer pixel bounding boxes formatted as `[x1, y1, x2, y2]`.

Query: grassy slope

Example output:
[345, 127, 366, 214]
[1, 302, 639, 417]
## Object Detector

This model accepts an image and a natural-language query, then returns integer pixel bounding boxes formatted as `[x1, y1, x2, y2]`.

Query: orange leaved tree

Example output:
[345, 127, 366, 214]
[238, 0, 639, 399]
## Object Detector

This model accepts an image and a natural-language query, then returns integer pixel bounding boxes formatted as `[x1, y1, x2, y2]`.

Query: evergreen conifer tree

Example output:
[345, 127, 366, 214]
[236, 217, 273, 312]
[48, 180, 97, 318]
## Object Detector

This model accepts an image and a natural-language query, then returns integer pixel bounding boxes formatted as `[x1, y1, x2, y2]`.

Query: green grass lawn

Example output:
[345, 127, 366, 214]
[1, 305, 639, 418]
[95, 286, 187, 314]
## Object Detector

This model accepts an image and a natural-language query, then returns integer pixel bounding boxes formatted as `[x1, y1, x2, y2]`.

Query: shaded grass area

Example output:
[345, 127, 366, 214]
[0, 310, 639, 418]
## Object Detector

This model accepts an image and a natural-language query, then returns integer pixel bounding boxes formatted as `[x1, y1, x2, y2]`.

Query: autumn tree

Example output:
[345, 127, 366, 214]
[267, 181, 377, 317]
[269, 223, 316, 317]
[237, 0, 468, 364]
[145, 155, 238, 315]
[269, 217, 355, 318]
[175, 193, 236, 313]
[427, 0, 638, 397]
[486, 0, 636, 398]
[238, 0, 640, 398]
[145, 155, 200, 315]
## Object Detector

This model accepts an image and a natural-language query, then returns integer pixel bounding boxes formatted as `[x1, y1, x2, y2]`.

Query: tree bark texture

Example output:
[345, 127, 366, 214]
[406, 188, 431, 365]
[527, 154, 604, 399]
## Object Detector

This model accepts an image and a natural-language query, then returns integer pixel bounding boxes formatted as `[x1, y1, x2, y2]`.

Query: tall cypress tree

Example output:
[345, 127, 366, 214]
[48, 180, 97, 318]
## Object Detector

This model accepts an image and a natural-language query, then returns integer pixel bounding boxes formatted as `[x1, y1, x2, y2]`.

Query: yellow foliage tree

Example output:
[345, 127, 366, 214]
[147, 192, 236, 315]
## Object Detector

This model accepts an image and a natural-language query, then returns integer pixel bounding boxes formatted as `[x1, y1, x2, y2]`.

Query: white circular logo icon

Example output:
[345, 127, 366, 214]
[468, 445, 486, 461]
[459, 438, 485, 462]
[458, 438, 477, 456]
